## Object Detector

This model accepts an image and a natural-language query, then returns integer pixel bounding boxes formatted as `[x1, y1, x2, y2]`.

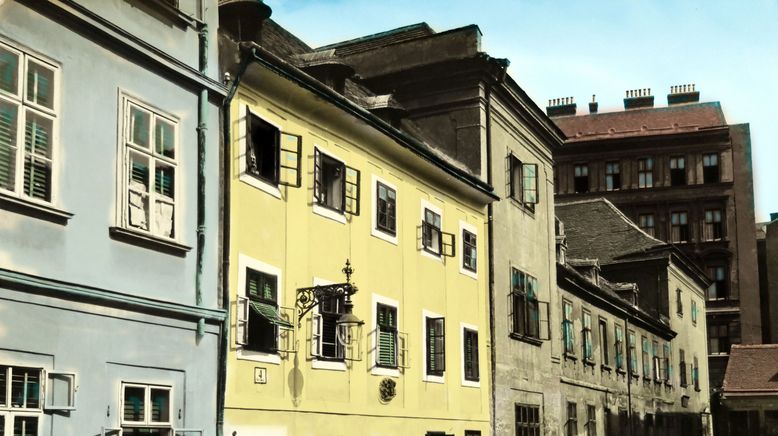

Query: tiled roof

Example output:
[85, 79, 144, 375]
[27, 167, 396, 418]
[722, 344, 778, 394]
[553, 102, 728, 142]
[316, 23, 435, 56]
[555, 198, 665, 264]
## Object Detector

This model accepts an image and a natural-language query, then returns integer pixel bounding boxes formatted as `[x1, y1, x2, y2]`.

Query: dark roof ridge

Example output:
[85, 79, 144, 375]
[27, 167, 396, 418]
[316, 22, 435, 51]
[566, 100, 724, 119]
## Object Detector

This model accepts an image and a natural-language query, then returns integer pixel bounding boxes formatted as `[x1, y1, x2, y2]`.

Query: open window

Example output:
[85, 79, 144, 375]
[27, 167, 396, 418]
[236, 268, 295, 354]
[425, 317, 446, 377]
[245, 109, 302, 188]
[508, 154, 539, 208]
[310, 295, 362, 362]
[313, 147, 360, 215]
[509, 269, 549, 342]
[421, 208, 455, 257]
[44, 370, 76, 411]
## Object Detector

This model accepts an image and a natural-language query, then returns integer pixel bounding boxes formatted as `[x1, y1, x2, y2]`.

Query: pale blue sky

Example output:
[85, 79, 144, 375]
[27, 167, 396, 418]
[265, 0, 778, 221]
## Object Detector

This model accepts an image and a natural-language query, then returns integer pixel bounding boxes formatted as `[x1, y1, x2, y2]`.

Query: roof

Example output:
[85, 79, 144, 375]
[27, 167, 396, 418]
[722, 344, 778, 395]
[555, 198, 665, 264]
[316, 23, 435, 55]
[553, 101, 728, 142]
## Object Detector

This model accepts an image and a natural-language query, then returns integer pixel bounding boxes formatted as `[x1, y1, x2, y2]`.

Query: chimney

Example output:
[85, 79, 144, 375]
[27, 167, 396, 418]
[623, 88, 654, 110]
[588, 94, 598, 114]
[546, 97, 576, 117]
[668, 84, 701, 105]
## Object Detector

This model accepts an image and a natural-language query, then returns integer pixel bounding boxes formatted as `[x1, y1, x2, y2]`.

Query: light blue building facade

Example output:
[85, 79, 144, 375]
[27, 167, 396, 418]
[0, 1, 225, 434]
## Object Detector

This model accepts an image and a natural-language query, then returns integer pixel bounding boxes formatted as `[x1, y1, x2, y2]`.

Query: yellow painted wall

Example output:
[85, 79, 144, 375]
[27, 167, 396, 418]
[224, 82, 491, 435]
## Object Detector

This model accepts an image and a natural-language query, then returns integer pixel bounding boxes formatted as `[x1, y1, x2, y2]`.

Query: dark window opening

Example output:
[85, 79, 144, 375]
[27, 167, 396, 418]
[670, 211, 689, 242]
[670, 156, 686, 186]
[706, 265, 728, 300]
[247, 111, 279, 185]
[376, 182, 396, 235]
[704, 209, 723, 240]
[425, 316, 445, 376]
[605, 161, 620, 191]
[566, 402, 578, 436]
[245, 269, 279, 353]
[313, 147, 360, 215]
[422, 208, 441, 255]
[319, 296, 345, 360]
[463, 230, 477, 272]
[703, 153, 720, 183]
[708, 322, 730, 355]
[638, 158, 654, 188]
[515, 404, 541, 436]
[574, 164, 589, 193]
[463, 328, 479, 382]
[639, 213, 655, 237]
[599, 319, 609, 366]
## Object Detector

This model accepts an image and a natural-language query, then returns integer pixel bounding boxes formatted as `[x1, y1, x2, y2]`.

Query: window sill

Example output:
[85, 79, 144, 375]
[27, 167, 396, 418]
[664, 381, 673, 388]
[237, 348, 281, 365]
[510, 333, 542, 346]
[423, 373, 445, 384]
[694, 387, 701, 392]
[509, 197, 536, 217]
[421, 247, 443, 262]
[371, 365, 400, 378]
[0, 192, 73, 225]
[240, 173, 282, 199]
[312, 203, 347, 224]
[461, 378, 480, 388]
[601, 364, 612, 372]
[109, 227, 191, 257]
[630, 373, 640, 379]
[564, 353, 577, 362]
[311, 359, 347, 371]
[459, 266, 478, 280]
[583, 358, 596, 367]
[371, 227, 398, 245]
[616, 368, 626, 375]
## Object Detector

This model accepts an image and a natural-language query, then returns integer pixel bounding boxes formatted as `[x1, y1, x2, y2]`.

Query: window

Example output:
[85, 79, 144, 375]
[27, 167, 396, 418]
[599, 318, 609, 366]
[421, 207, 454, 257]
[639, 213, 655, 237]
[245, 110, 302, 187]
[582, 311, 593, 363]
[515, 404, 541, 436]
[0, 365, 42, 435]
[628, 331, 637, 376]
[462, 229, 477, 273]
[652, 340, 660, 381]
[510, 268, 547, 340]
[0, 41, 58, 204]
[425, 316, 445, 377]
[464, 432, 481, 436]
[637, 158, 654, 188]
[679, 349, 687, 387]
[376, 303, 398, 367]
[691, 300, 698, 325]
[663, 343, 673, 384]
[121, 383, 172, 435]
[509, 154, 539, 209]
[676, 288, 683, 316]
[121, 97, 178, 239]
[573, 164, 589, 193]
[703, 153, 719, 183]
[375, 181, 396, 236]
[562, 300, 575, 355]
[706, 266, 728, 300]
[641, 336, 650, 379]
[313, 147, 360, 215]
[236, 267, 293, 355]
[614, 325, 624, 371]
[708, 322, 730, 355]
[312, 295, 346, 361]
[693, 356, 700, 390]
[704, 209, 723, 240]
[670, 211, 689, 243]
[586, 405, 597, 436]
[566, 402, 578, 436]
[463, 328, 479, 382]
[605, 161, 620, 191]
[670, 156, 686, 186]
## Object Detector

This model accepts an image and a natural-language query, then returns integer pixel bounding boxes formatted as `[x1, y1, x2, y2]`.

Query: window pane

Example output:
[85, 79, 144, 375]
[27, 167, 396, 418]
[26, 60, 54, 110]
[13, 415, 38, 436]
[154, 199, 174, 238]
[24, 111, 51, 158]
[155, 118, 175, 159]
[0, 46, 19, 94]
[23, 111, 53, 201]
[154, 163, 175, 198]
[124, 386, 146, 422]
[150, 388, 170, 423]
[128, 153, 150, 230]
[129, 106, 151, 148]
[10, 367, 40, 409]
[0, 100, 18, 191]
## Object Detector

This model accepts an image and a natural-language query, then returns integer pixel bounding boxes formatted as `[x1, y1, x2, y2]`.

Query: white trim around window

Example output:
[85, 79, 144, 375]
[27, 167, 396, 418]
[422, 308, 445, 384]
[237, 104, 282, 199]
[371, 174, 399, 245]
[236, 254, 283, 365]
[420, 198, 443, 262]
[311, 144, 347, 225]
[459, 220, 478, 279]
[310, 276, 348, 371]
[371, 293, 401, 377]
[460, 321, 480, 388]
[115, 90, 181, 242]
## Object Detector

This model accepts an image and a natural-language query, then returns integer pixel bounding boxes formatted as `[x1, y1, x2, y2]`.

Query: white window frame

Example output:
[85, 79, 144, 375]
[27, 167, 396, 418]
[460, 322, 480, 388]
[44, 370, 77, 411]
[422, 308, 445, 384]
[0, 39, 61, 206]
[116, 91, 180, 241]
[120, 382, 173, 430]
[420, 199, 443, 262]
[310, 277, 348, 371]
[459, 220, 478, 279]
[371, 174, 399, 245]
[237, 104, 282, 199]
[311, 144, 348, 224]
[236, 254, 284, 365]
[371, 294, 401, 377]
[0, 364, 46, 435]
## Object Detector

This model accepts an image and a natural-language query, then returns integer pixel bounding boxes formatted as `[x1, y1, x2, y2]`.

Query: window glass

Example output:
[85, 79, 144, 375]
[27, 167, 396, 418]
[0, 45, 19, 94]
[0, 100, 19, 192]
[123, 386, 146, 422]
[26, 59, 54, 110]
[376, 182, 396, 235]
[463, 230, 477, 272]
[129, 106, 151, 148]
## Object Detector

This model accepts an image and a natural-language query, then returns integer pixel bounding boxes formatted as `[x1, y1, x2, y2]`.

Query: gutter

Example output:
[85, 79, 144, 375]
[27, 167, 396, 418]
[241, 42, 499, 202]
[215, 46, 254, 436]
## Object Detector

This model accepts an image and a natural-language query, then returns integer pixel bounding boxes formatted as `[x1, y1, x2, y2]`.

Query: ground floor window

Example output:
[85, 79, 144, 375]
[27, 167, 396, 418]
[121, 383, 172, 435]
[515, 403, 541, 436]
[0, 365, 42, 436]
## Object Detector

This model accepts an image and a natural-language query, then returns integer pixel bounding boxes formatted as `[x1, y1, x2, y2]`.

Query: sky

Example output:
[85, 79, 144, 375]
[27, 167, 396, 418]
[264, 0, 778, 222]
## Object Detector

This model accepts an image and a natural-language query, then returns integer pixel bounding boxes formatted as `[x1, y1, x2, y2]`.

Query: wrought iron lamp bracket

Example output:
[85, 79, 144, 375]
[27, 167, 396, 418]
[295, 260, 358, 325]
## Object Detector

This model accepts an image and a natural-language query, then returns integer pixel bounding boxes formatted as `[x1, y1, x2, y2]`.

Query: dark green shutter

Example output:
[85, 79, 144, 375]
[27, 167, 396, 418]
[23, 116, 51, 200]
[0, 103, 17, 191]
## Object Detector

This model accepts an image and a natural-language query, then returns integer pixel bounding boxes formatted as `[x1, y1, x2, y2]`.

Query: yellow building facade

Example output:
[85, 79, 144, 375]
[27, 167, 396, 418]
[220, 38, 496, 435]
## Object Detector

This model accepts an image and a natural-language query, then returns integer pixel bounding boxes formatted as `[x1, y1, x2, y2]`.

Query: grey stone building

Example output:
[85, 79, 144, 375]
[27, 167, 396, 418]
[548, 90, 760, 397]
[756, 214, 778, 344]
[309, 22, 566, 435]
[556, 198, 712, 436]
[0, 1, 224, 434]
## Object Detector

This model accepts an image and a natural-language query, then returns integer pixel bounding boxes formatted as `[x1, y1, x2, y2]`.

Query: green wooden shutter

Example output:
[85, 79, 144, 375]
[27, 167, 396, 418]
[377, 306, 397, 367]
